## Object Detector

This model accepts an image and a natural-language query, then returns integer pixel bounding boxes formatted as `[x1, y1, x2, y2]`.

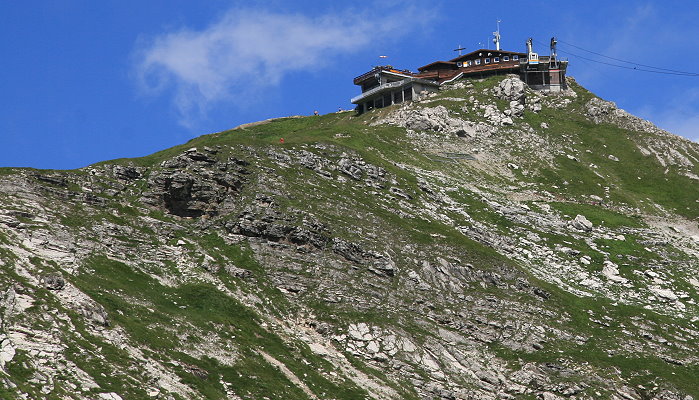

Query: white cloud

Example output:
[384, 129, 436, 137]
[134, 6, 431, 125]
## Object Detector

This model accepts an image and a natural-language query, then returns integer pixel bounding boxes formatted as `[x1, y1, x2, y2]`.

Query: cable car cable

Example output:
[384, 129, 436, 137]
[532, 39, 699, 76]
[556, 39, 698, 75]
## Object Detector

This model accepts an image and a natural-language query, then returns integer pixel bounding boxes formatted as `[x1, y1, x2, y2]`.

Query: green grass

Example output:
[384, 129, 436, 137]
[550, 202, 645, 228]
[66, 253, 376, 399]
[495, 276, 699, 397]
[2, 73, 697, 398]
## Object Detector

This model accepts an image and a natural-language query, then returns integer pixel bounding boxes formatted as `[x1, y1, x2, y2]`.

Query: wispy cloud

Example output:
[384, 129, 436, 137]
[134, 6, 431, 126]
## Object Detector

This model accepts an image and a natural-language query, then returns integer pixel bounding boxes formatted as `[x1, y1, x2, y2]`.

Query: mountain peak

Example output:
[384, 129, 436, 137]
[0, 74, 698, 399]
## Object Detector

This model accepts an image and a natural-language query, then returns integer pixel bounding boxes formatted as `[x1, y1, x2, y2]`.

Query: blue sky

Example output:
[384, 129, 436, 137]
[2, 1, 698, 169]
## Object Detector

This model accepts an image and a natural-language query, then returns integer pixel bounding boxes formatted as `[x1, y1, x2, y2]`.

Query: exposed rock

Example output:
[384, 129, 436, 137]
[112, 165, 141, 181]
[570, 214, 593, 232]
[650, 286, 679, 301]
[0, 336, 16, 367]
[493, 76, 526, 101]
[182, 363, 209, 379]
[373, 105, 481, 137]
[141, 152, 248, 217]
[602, 261, 627, 283]
[338, 158, 363, 180]
[79, 302, 110, 326]
[223, 265, 253, 279]
[40, 274, 65, 290]
[97, 393, 123, 400]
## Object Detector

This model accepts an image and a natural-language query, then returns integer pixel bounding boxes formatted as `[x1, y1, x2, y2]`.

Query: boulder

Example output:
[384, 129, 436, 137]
[0, 336, 16, 367]
[80, 302, 110, 326]
[509, 100, 525, 117]
[40, 274, 65, 290]
[570, 215, 593, 232]
[602, 261, 627, 283]
[493, 76, 526, 101]
[650, 286, 678, 301]
[372, 105, 479, 137]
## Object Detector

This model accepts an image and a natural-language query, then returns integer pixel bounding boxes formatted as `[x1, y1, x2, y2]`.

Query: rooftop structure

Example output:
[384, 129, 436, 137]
[351, 30, 567, 113]
[351, 66, 441, 114]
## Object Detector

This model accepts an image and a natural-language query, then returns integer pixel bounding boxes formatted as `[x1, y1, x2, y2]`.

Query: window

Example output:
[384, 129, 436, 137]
[485, 58, 490, 64]
[503, 55, 510, 61]
[467, 60, 472, 66]
[494, 57, 500, 63]
[475, 59, 481, 65]
[513, 55, 519, 60]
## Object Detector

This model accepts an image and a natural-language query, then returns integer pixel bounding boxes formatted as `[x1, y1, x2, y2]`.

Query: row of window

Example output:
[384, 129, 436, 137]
[459, 55, 519, 68]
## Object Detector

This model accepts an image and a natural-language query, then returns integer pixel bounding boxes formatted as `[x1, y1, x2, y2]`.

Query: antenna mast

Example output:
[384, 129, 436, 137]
[550, 37, 558, 67]
[492, 19, 501, 51]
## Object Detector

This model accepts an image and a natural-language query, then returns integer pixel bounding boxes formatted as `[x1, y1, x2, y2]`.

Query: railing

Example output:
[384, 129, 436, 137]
[351, 80, 408, 103]
[353, 66, 415, 85]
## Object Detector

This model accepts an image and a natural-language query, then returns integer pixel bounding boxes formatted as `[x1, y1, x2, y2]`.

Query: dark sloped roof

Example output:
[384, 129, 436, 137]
[449, 48, 526, 63]
[417, 61, 457, 72]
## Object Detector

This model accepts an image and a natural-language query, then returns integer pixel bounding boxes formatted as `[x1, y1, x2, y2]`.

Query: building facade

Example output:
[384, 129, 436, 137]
[351, 37, 567, 113]
[351, 67, 440, 113]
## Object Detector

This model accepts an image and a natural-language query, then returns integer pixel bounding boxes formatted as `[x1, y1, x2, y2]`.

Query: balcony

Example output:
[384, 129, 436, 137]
[351, 80, 409, 104]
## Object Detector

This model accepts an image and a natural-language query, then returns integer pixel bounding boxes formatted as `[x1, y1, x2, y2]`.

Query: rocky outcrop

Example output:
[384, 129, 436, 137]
[0, 74, 696, 400]
[373, 105, 483, 137]
[141, 147, 248, 217]
[331, 238, 396, 277]
[493, 75, 526, 102]
[79, 302, 109, 326]
[40, 274, 65, 290]
[226, 195, 331, 250]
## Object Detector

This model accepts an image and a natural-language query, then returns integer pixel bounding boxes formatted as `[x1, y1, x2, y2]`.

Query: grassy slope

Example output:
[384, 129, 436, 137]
[3, 75, 698, 398]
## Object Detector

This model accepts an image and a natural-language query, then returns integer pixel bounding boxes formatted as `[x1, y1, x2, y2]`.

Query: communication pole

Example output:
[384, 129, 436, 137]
[492, 19, 501, 51]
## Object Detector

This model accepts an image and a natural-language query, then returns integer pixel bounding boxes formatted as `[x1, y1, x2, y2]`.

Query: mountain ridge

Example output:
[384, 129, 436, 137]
[0, 74, 698, 400]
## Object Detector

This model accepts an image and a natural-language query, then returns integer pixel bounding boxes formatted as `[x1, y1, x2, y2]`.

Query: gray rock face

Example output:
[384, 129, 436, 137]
[493, 76, 526, 101]
[227, 196, 330, 249]
[223, 265, 253, 279]
[332, 238, 395, 277]
[141, 148, 248, 217]
[40, 274, 65, 290]
[338, 158, 364, 180]
[112, 165, 141, 181]
[585, 97, 618, 122]
[79, 302, 109, 326]
[0, 75, 697, 400]
[0, 335, 15, 367]
[373, 105, 480, 137]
